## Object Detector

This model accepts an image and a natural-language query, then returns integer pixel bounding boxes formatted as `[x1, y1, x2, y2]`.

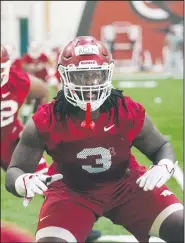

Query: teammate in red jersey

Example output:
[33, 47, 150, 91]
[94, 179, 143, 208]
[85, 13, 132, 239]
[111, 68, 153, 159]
[22, 41, 51, 82]
[21, 41, 52, 123]
[6, 37, 183, 243]
[1, 221, 34, 243]
[0, 44, 48, 173]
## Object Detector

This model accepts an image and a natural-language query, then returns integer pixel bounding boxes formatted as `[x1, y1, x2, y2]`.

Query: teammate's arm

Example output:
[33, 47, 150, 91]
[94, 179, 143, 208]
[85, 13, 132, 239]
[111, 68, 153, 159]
[5, 119, 45, 197]
[133, 114, 177, 191]
[132, 114, 176, 164]
[28, 74, 49, 105]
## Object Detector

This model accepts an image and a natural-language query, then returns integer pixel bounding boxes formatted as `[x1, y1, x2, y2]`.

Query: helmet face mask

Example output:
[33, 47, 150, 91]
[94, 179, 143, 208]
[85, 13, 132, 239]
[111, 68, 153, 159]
[58, 36, 114, 111]
[58, 62, 114, 111]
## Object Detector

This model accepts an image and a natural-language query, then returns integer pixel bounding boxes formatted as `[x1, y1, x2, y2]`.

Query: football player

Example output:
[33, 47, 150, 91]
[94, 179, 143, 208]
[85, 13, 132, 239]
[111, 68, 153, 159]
[22, 41, 51, 82]
[2, 43, 101, 243]
[20, 41, 52, 123]
[1, 44, 48, 174]
[6, 37, 183, 243]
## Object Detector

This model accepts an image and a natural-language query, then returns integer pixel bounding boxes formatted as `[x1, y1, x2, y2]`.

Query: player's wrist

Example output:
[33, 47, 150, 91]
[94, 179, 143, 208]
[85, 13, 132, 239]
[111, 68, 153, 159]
[157, 159, 177, 174]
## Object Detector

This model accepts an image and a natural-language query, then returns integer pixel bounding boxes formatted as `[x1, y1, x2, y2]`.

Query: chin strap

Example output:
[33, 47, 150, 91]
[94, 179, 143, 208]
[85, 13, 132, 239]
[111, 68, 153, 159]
[81, 103, 95, 129]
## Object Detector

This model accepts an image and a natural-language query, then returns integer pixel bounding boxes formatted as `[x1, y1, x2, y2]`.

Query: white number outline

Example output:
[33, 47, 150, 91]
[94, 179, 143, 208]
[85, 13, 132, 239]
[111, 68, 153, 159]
[1, 100, 18, 127]
[77, 147, 112, 173]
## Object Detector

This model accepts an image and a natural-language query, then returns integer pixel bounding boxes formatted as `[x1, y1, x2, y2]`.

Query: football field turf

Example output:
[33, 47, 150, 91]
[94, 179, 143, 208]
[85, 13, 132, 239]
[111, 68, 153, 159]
[1, 77, 183, 239]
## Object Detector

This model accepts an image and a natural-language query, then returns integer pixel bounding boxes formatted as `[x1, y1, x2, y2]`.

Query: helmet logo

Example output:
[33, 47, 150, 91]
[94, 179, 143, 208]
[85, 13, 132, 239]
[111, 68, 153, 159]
[75, 45, 99, 56]
[79, 60, 97, 67]
[80, 61, 96, 65]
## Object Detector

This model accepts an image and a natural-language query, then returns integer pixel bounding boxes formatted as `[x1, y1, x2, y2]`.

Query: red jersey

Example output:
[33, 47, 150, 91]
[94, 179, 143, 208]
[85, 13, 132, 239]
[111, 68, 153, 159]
[1, 67, 30, 140]
[32, 96, 145, 190]
[12, 58, 23, 69]
[22, 53, 49, 80]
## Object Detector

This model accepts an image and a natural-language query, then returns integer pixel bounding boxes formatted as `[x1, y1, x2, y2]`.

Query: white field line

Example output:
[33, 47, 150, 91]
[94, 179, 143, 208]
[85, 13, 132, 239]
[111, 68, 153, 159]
[97, 235, 165, 242]
[117, 81, 158, 89]
[113, 73, 171, 81]
[173, 164, 184, 190]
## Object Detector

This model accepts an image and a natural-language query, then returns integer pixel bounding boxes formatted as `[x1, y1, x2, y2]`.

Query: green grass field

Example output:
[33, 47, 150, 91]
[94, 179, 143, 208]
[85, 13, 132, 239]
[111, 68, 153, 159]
[1, 77, 183, 238]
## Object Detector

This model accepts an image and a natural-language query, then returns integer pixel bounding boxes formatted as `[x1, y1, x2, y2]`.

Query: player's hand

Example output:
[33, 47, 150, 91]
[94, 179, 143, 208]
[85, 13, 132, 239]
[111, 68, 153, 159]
[136, 159, 177, 191]
[15, 173, 63, 206]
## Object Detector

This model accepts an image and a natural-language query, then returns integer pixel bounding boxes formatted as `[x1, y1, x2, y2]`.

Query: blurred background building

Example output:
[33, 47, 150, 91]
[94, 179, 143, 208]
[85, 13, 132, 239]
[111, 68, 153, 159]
[1, 1, 183, 77]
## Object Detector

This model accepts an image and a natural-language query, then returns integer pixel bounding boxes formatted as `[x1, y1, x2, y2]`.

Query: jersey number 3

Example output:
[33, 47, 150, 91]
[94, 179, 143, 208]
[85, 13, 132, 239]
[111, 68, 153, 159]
[77, 147, 112, 173]
[1, 100, 18, 127]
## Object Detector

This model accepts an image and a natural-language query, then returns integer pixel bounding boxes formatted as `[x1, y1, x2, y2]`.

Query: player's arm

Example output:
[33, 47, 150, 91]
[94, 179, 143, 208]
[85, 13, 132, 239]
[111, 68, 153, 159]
[5, 119, 46, 197]
[6, 119, 63, 199]
[133, 114, 177, 191]
[133, 114, 176, 164]
[28, 74, 49, 105]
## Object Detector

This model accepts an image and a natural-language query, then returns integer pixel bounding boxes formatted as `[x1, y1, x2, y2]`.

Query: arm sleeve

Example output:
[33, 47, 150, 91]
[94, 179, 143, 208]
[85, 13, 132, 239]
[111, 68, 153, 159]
[132, 114, 172, 163]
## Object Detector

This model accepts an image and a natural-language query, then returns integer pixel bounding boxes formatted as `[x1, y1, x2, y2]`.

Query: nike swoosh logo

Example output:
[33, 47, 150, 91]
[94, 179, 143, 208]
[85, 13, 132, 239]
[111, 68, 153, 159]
[104, 124, 115, 132]
[40, 215, 50, 222]
[2, 92, 10, 98]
